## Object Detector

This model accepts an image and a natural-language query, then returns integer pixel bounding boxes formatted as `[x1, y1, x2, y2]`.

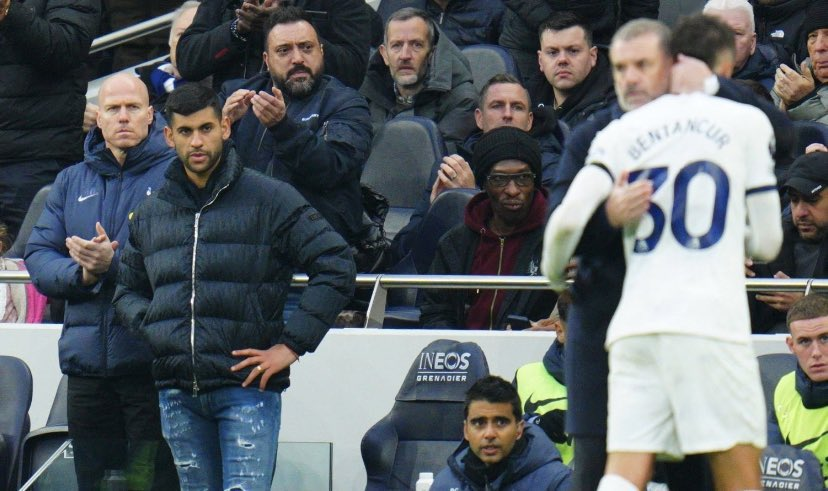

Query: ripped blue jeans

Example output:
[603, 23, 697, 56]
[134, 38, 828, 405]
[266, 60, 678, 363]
[158, 387, 281, 491]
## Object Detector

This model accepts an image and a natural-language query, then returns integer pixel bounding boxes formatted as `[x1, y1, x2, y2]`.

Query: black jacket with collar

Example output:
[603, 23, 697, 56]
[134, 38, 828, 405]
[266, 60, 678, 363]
[0, 0, 101, 165]
[114, 145, 356, 392]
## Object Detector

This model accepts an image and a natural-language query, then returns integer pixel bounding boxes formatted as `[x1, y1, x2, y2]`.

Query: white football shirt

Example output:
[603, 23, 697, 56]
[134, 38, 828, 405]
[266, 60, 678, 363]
[585, 93, 778, 346]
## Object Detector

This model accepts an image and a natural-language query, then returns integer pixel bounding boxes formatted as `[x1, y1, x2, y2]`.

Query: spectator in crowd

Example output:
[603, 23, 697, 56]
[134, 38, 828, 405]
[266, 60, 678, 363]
[113, 83, 355, 490]
[176, 0, 373, 90]
[138, 1, 203, 113]
[0, 0, 101, 244]
[0, 221, 27, 323]
[420, 126, 556, 329]
[671, 12, 739, 77]
[705, 0, 780, 90]
[103, 0, 182, 70]
[377, 0, 505, 47]
[753, 0, 813, 66]
[221, 7, 372, 249]
[389, 73, 566, 267]
[772, 1, 828, 124]
[25, 73, 177, 491]
[498, 0, 659, 85]
[531, 13, 615, 129]
[360, 7, 477, 153]
[750, 152, 828, 332]
[513, 290, 574, 465]
[769, 293, 828, 484]
[432, 375, 572, 490]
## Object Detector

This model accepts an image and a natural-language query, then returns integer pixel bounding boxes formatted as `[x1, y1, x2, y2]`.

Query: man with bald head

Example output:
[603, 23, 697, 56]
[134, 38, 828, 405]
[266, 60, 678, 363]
[25, 73, 177, 490]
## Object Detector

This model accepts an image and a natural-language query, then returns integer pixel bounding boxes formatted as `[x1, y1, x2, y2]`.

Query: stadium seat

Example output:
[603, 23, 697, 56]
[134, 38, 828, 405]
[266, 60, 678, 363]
[17, 375, 70, 489]
[361, 339, 489, 490]
[792, 120, 828, 157]
[757, 353, 797, 417]
[362, 117, 447, 240]
[461, 44, 520, 93]
[0, 356, 33, 491]
[4, 185, 51, 259]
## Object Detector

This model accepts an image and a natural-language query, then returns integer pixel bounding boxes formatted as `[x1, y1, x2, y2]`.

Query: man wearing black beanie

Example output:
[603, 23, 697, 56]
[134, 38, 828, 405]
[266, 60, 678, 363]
[420, 126, 557, 330]
[772, 0, 828, 124]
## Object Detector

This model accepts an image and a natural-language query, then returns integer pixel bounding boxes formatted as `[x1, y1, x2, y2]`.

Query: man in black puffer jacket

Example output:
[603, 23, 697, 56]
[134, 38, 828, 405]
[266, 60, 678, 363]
[0, 0, 101, 242]
[114, 84, 355, 490]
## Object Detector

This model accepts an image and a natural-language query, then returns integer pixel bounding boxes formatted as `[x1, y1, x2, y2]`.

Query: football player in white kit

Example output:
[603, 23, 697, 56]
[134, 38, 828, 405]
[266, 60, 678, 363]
[542, 66, 785, 491]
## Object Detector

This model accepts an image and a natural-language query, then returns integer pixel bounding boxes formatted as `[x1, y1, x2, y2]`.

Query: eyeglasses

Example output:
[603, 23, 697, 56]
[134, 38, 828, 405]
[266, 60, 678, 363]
[486, 172, 536, 188]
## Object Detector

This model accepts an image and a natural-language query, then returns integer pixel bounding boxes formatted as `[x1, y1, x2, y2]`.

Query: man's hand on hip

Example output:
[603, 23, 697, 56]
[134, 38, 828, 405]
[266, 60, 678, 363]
[231, 344, 299, 390]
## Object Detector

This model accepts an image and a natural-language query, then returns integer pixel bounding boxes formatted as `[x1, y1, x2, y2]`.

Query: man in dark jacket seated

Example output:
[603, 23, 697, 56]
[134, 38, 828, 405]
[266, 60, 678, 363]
[221, 7, 373, 248]
[420, 126, 556, 329]
[531, 12, 616, 129]
[176, 0, 373, 90]
[113, 83, 356, 490]
[25, 73, 178, 491]
[432, 375, 572, 490]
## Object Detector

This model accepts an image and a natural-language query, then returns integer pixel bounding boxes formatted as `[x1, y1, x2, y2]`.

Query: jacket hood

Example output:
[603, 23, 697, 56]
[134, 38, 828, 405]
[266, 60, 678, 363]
[542, 339, 565, 385]
[735, 43, 779, 82]
[464, 188, 548, 237]
[361, 21, 474, 106]
[84, 115, 173, 177]
[446, 424, 562, 486]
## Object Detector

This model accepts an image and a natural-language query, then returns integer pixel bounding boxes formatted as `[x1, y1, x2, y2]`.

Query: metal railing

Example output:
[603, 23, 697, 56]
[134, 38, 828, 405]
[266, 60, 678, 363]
[90, 12, 175, 54]
[2, 270, 825, 328]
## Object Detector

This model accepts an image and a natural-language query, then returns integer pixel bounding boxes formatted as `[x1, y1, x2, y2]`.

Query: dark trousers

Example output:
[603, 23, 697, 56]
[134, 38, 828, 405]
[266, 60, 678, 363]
[67, 374, 178, 491]
[0, 159, 63, 243]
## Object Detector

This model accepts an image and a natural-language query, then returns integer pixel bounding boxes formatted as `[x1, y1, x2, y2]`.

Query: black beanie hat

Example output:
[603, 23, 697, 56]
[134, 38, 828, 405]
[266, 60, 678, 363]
[472, 126, 542, 188]
[803, 0, 828, 39]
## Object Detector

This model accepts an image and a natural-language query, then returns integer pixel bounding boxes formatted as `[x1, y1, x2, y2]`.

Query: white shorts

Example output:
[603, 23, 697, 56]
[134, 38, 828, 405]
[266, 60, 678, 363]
[606, 334, 766, 458]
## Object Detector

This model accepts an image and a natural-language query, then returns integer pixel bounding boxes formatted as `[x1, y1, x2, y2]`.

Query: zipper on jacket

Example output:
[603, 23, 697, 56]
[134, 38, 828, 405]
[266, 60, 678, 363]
[439, 12, 444, 24]
[189, 182, 231, 397]
[488, 237, 505, 330]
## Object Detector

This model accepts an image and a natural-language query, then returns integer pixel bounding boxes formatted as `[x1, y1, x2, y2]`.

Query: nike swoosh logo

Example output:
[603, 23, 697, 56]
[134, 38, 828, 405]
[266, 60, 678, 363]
[77, 193, 98, 202]
[524, 393, 567, 415]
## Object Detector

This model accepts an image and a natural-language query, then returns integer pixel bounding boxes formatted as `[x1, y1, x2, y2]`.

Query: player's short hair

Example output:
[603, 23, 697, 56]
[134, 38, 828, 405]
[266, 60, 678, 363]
[703, 0, 755, 33]
[538, 11, 593, 47]
[787, 294, 828, 328]
[611, 18, 672, 58]
[464, 375, 522, 421]
[164, 83, 222, 124]
[671, 13, 736, 71]
[479, 73, 531, 108]
[384, 7, 435, 48]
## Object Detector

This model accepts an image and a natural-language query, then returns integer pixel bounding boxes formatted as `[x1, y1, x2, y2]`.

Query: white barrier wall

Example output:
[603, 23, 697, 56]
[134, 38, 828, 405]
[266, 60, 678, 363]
[0, 325, 790, 491]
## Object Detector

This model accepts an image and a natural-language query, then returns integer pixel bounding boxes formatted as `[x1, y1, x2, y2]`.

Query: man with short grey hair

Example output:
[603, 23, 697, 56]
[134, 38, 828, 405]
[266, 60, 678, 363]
[704, 0, 780, 89]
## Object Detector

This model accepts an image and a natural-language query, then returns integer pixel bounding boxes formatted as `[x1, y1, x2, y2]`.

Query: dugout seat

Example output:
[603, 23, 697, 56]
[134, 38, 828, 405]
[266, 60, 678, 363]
[5, 185, 51, 259]
[362, 117, 447, 240]
[757, 353, 797, 417]
[17, 375, 70, 489]
[461, 44, 520, 93]
[361, 339, 489, 490]
[0, 356, 33, 491]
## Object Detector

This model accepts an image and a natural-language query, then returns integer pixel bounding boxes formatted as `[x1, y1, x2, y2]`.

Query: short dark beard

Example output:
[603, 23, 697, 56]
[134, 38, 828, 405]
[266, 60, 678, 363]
[274, 64, 322, 99]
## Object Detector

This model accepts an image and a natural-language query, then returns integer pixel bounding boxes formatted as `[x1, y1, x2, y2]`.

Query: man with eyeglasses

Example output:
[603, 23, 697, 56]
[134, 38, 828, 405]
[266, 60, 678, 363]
[420, 126, 557, 330]
[221, 6, 372, 249]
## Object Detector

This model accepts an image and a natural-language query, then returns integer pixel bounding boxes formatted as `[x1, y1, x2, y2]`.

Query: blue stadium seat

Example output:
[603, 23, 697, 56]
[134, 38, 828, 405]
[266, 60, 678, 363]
[5, 185, 51, 259]
[792, 120, 828, 157]
[757, 353, 797, 417]
[361, 339, 489, 490]
[461, 44, 520, 93]
[362, 117, 447, 240]
[0, 356, 33, 491]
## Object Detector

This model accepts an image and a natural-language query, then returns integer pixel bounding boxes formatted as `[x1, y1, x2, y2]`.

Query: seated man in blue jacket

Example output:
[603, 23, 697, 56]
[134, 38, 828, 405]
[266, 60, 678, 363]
[25, 73, 177, 490]
[221, 6, 372, 250]
[432, 375, 571, 490]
